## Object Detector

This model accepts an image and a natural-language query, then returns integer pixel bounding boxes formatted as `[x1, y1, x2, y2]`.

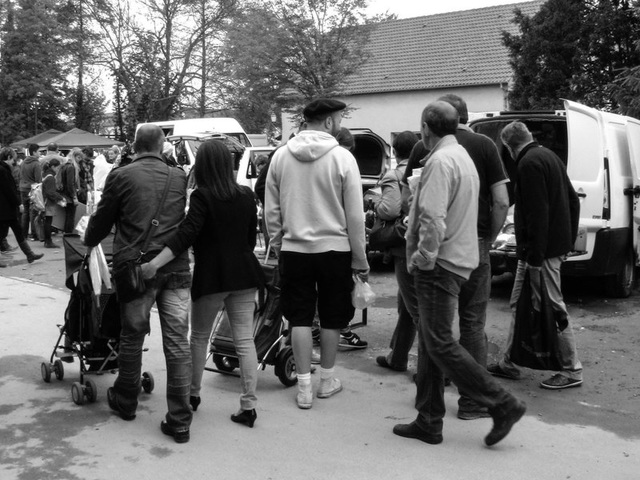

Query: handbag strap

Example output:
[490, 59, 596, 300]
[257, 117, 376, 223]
[139, 167, 173, 258]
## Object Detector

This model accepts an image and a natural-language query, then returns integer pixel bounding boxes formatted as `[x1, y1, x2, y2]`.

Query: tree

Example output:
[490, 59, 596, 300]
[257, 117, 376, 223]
[503, 0, 640, 112]
[0, 0, 70, 144]
[220, 0, 384, 135]
[502, 0, 585, 110]
[87, 0, 236, 139]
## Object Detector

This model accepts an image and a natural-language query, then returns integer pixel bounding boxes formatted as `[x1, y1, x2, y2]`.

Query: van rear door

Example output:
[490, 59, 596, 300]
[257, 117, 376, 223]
[626, 118, 640, 260]
[564, 100, 609, 259]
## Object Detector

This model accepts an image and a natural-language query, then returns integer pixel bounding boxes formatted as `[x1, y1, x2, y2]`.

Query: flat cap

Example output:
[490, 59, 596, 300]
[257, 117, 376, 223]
[303, 98, 346, 119]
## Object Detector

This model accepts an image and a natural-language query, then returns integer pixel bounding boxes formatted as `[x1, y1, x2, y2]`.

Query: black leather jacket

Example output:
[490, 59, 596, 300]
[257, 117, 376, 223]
[85, 154, 190, 274]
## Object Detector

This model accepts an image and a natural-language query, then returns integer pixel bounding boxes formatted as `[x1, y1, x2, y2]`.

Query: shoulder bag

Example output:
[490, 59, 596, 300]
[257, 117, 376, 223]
[113, 167, 173, 303]
[368, 170, 406, 251]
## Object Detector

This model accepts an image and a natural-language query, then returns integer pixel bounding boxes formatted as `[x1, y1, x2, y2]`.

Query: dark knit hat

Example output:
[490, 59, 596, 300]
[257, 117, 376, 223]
[303, 98, 346, 120]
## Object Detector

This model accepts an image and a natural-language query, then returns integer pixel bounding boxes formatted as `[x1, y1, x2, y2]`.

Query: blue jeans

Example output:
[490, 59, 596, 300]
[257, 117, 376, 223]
[500, 258, 583, 380]
[191, 289, 258, 410]
[414, 265, 513, 435]
[457, 238, 492, 413]
[114, 272, 192, 430]
[384, 255, 419, 369]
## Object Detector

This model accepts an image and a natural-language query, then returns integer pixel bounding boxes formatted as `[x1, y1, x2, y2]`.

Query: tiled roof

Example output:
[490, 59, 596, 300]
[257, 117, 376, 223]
[342, 1, 546, 95]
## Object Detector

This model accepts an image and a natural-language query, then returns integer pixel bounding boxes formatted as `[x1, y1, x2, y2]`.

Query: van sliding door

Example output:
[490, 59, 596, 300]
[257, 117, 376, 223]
[626, 119, 640, 260]
[564, 99, 607, 259]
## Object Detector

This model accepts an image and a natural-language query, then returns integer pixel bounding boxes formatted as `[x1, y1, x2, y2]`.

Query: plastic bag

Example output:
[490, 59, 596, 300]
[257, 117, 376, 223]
[75, 214, 91, 240]
[351, 275, 376, 310]
[29, 183, 45, 211]
[88, 244, 112, 300]
[509, 270, 563, 371]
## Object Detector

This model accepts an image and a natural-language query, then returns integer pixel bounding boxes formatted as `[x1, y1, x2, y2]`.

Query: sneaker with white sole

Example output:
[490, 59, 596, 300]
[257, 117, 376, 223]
[540, 373, 583, 390]
[317, 377, 343, 398]
[339, 332, 368, 350]
[297, 383, 313, 409]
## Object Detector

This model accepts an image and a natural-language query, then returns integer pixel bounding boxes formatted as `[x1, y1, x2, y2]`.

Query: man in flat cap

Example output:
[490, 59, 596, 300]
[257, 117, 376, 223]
[265, 98, 369, 409]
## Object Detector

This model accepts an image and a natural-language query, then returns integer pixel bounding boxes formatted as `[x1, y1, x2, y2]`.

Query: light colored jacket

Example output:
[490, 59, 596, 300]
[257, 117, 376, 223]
[265, 130, 368, 270]
[405, 135, 479, 280]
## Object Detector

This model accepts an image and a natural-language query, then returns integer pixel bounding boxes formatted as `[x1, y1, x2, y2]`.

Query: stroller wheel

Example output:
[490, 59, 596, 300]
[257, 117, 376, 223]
[41, 362, 52, 383]
[71, 382, 85, 405]
[275, 346, 298, 387]
[213, 354, 237, 373]
[141, 371, 155, 393]
[85, 379, 98, 403]
[53, 360, 65, 381]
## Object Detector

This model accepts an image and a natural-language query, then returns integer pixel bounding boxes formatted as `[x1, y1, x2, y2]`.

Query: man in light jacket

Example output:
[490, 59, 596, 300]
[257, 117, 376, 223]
[393, 101, 526, 447]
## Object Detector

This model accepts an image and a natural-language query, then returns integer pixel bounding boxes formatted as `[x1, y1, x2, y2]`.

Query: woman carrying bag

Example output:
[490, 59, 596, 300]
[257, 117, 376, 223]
[141, 140, 265, 428]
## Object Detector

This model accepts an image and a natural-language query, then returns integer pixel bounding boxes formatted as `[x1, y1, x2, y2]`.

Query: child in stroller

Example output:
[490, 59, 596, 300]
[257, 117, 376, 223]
[40, 234, 154, 405]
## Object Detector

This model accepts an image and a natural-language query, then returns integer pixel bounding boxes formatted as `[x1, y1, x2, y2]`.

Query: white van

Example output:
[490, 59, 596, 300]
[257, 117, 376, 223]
[470, 99, 640, 297]
[145, 117, 253, 147]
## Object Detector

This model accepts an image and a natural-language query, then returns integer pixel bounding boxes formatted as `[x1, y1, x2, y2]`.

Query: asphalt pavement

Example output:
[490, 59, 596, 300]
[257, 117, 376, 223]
[1, 239, 639, 480]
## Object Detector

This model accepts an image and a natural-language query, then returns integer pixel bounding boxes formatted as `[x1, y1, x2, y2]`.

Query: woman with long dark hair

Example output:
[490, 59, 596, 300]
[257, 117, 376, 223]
[142, 140, 264, 428]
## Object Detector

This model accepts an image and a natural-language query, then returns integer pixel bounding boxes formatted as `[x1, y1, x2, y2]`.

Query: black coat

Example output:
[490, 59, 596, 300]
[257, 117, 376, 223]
[0, 161, 20, 222]
[165, 185, 265, 301]
[514, 142, 580, 266]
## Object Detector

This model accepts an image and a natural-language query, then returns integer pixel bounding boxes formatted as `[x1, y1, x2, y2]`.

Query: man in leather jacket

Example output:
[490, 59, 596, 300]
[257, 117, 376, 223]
[85, 124, 193, 443]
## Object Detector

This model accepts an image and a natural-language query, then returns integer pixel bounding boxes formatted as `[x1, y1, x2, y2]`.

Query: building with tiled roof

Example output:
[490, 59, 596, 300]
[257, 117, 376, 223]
[283, 1, 545, 143]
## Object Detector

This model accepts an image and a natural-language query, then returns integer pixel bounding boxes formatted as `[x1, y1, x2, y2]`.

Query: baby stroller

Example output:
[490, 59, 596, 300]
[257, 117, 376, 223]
[205, 255, 297, 386]
[40, 234, 154, 405]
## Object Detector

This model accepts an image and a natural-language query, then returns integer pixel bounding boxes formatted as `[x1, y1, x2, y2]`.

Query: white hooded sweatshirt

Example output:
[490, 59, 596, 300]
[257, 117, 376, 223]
[265, 130, 368, 270]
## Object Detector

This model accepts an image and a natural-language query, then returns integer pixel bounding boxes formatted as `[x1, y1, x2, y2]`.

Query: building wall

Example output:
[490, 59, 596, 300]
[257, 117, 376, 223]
[282, 84, 508, 145]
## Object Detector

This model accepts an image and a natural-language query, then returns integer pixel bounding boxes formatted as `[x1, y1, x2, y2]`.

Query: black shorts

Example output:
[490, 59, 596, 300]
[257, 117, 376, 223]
[279, 251, 355, 329]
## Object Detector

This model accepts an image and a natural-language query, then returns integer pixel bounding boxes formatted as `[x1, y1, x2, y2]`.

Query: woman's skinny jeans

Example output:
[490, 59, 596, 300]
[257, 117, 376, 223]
[191, 289, 258, 411]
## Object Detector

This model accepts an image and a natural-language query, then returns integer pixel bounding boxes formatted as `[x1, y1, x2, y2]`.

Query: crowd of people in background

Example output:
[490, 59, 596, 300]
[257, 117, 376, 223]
[0, 142, 124, 266]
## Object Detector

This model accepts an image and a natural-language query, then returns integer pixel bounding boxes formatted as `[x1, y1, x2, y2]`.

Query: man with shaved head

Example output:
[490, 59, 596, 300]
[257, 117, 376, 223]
[393, 101, 526, 447]
[85, 123, 193, 443]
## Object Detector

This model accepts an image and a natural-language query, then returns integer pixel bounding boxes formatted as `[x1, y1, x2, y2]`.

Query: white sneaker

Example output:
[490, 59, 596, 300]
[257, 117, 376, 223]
[296, 383, 313, 409]
[317, 377, 343, 399]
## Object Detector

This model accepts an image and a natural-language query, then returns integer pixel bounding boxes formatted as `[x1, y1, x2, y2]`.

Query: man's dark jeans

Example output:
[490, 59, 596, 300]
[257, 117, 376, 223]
[457, 238, 492, 413]
[414, 265, 512, 435]
[385, 255, 419, 369]
[113, 271, 192, 430]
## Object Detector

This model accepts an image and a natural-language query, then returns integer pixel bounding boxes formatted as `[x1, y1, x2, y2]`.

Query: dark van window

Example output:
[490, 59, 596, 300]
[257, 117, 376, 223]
[353, 136, 384, 176]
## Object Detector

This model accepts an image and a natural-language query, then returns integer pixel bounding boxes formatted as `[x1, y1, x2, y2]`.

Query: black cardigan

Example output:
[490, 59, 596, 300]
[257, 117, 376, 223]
[166, 185, 265, 300]
[514, 142, 580, 266]
[0, 161, 20, 222]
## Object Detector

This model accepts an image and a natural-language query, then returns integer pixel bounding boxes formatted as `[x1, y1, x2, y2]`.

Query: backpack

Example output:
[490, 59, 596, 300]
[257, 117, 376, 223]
[29, 181, 45, 212]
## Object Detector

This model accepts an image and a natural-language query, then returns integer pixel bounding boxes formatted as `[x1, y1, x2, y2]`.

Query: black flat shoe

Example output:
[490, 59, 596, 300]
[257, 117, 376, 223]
[230, 409, 257, 428]
[393, 421, 443, 445]
[190, 396, 201, 411]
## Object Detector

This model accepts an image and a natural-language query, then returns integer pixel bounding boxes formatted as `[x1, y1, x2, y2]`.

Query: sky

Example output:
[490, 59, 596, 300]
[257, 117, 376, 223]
[366, 0, 532, 19]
